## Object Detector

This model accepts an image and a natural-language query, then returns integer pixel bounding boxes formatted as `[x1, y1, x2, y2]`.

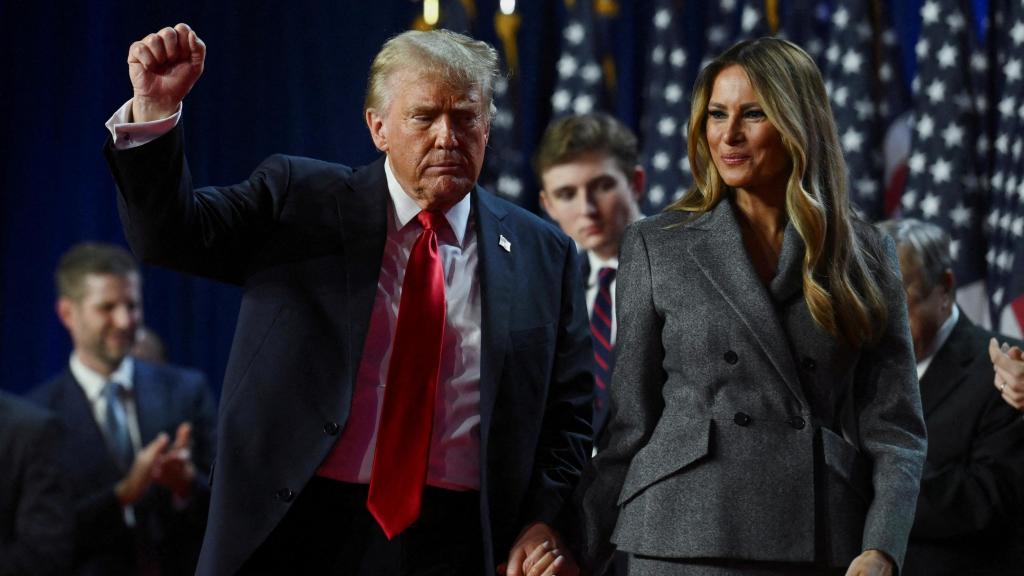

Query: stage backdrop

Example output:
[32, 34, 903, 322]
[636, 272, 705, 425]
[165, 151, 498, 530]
[0, 0, 979, 396]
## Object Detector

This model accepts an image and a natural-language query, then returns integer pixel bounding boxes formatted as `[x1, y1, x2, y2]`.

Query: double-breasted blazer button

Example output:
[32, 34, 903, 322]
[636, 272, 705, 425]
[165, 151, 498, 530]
[800, 357, 816, 371]
[724, 350, 739, 364]
[324, 421, 340, 435]
[733, 412, 752, 427]
[789, 417, 806, 430]
[275, 488, 295, 503]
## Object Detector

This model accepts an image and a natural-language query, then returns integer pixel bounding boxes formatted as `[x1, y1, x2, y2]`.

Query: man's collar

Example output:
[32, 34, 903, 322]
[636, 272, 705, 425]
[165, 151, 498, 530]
[70, 353, 135, 400]
[586, 251, 619, 286]
[384, 156, 471, 246]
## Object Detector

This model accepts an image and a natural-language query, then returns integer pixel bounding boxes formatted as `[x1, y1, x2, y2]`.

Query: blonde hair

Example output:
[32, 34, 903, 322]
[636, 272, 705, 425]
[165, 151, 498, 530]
[671, 37, 888, 348]
[364, 29, 499, 119]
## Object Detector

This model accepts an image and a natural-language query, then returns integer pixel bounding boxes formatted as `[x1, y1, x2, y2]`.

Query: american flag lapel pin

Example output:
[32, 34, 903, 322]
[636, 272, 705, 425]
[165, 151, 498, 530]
[499, 235, 511, 253]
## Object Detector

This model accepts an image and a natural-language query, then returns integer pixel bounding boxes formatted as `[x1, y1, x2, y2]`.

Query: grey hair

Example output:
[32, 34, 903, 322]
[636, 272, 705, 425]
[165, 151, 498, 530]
[364, 28, 500, 119]
[877, 218, 953, 291]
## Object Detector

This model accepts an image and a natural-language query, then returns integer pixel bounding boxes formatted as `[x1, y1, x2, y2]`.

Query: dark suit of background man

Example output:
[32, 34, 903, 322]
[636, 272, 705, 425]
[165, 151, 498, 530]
[102, 23, 592, 576]
[535, 113, 644, 449]
[879, 219, 1024, 576]
[0, 391, 72, 576]
[27, 243, 216, 576]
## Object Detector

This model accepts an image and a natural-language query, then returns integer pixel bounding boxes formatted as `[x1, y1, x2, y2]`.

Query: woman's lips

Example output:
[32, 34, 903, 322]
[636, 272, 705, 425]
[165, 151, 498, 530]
[720, 154, 749, 166]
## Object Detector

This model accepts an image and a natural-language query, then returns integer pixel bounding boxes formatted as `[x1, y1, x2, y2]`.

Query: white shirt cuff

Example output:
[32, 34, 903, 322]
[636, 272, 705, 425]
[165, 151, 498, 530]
[105, 98, 181, 150]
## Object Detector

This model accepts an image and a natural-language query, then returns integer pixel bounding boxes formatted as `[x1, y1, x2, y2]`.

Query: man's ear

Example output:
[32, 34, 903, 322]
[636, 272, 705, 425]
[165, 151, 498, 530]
[538, 189, 552, 216]
[630, 165, 647, 203]
[940, 268, 956, 296]
[366, 109, 388, 152]
[56, 297, 75, 333]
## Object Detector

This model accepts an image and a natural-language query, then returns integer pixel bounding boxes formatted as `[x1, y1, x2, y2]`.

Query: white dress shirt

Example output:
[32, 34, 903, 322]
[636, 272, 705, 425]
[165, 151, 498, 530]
[318, 159, 482, 491]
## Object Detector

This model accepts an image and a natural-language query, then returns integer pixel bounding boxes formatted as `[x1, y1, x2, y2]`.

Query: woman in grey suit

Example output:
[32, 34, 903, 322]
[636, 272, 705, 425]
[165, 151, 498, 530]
[578, 38, 927, 576]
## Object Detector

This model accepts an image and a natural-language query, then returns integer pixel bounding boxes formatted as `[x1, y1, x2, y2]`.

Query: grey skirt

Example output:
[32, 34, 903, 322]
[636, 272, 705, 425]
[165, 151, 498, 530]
[628, 555, 847, 575]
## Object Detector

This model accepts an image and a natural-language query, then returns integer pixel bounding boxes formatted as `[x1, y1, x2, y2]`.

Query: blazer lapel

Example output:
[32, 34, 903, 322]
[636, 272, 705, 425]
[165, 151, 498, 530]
[688, 199, 804, 403]
[57, 371, 121, 477]
[474, 188, 513, 449]
[919, 314, 974, 417]
[336, 157, 389, 389]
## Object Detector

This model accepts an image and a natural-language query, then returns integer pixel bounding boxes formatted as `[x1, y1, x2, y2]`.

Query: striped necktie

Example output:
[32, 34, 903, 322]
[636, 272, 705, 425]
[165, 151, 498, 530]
[591, 267, 616, 440]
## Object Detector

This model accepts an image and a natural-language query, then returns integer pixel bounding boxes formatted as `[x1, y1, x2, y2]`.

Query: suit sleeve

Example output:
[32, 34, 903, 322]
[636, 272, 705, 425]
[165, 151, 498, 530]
[520, 233, 596, 531]
[853, 236, 928, 570]
[103, 124, 293, 285]
[0, 413, 73, 576]
[576, 224, 666, 575]
[912, 382, 1024, 538]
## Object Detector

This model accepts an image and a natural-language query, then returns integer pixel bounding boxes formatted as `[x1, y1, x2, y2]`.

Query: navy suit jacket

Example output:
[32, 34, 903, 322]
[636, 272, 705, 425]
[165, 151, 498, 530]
[0, 392, 72, 576]
[903, 314, 1024, 575]
[104, 126, 594, 575]
[28, 360, 216, 576]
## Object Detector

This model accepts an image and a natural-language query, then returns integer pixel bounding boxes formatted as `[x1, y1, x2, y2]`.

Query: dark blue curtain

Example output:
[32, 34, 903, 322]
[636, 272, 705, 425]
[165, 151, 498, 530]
[0, 1, 928, 395]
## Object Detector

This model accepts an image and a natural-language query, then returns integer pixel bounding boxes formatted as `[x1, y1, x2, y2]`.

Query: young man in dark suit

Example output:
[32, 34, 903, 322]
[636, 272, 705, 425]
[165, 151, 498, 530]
[103, 24, 592, 576]
[28, 243, 216, 576]
[881, 218, 1024, 575]
[535, 113, 644, 447]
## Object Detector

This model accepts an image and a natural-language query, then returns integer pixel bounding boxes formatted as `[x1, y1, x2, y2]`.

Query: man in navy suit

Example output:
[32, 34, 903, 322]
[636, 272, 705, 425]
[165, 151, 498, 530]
[880, 219, 1024, 575]
[103, 23, 592, 576]
[28, 243, 216, 576]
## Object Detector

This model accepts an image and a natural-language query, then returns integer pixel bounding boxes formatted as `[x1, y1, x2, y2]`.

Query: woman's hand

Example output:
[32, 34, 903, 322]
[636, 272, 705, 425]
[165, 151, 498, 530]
[845, 549, 894, 576]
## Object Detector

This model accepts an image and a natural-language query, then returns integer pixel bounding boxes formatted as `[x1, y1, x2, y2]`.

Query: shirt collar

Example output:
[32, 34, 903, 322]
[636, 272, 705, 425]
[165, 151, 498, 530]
[384, 156, 471, 246]
[70, 354, 135, 401]
[586, 251, 619, 287]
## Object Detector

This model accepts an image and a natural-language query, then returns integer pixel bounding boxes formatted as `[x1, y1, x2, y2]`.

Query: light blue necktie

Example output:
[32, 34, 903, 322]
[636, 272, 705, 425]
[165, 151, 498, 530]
[103, 381, 134, 471]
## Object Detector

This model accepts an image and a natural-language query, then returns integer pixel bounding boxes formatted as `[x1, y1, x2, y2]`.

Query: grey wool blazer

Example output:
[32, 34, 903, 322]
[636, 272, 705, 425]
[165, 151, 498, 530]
[578, 198, 927, 574]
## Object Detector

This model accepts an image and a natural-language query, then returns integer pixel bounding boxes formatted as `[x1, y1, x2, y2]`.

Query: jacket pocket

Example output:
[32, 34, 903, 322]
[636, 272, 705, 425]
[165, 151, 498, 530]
[820, 426, 872, 503]
[617, 417, 711, 506]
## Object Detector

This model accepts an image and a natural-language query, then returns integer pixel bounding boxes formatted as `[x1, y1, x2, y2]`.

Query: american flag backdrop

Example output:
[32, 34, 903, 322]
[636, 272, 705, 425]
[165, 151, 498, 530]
[986, 0, 1024, 337]
[638, 0, 693, 214]
[901, 0, 991, 322]
[480, 10, 527, 204]
[550, 0, 611, 119]
[822, 0, 908, 221]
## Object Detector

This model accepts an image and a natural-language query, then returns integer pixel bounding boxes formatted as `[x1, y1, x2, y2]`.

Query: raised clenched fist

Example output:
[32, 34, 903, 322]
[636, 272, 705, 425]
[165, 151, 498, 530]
[127, 23, 206, 122]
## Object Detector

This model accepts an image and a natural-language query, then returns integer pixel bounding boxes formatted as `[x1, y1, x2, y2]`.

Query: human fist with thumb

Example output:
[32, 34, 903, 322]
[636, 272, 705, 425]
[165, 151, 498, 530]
[128, 23, 206, 122]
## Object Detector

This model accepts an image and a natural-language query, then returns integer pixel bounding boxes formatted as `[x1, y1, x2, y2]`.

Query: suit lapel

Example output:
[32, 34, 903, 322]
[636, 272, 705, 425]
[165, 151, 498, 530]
[688, 199, 804, 403]
[919, 314, 974, 417]
[57, 370, 121, 476]
[336, 157, 389, 388]
[474, 188, 513, 448]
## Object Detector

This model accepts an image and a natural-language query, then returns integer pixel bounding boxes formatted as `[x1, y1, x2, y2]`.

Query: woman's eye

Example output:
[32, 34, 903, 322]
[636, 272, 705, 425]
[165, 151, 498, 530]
[708, 110, 727, 120]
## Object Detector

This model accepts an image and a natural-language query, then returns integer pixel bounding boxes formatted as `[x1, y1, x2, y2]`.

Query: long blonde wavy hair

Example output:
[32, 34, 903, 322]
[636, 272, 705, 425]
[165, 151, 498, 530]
[670, 37, 888, 348]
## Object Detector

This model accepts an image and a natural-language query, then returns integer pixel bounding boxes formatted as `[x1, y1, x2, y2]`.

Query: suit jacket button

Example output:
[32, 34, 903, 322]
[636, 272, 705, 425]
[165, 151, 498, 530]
[324, 421, 340, 435]
[276, 488, 295, 502]
[733, 412, 752, 427]
[724, 350, 739, 364]
[800, 357, 816, 371]
[789, 417, 806, 430]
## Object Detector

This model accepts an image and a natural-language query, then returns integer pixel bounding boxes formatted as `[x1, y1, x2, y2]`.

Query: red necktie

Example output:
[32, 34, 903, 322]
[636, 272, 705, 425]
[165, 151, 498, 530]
[367, 210, 447, 539]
